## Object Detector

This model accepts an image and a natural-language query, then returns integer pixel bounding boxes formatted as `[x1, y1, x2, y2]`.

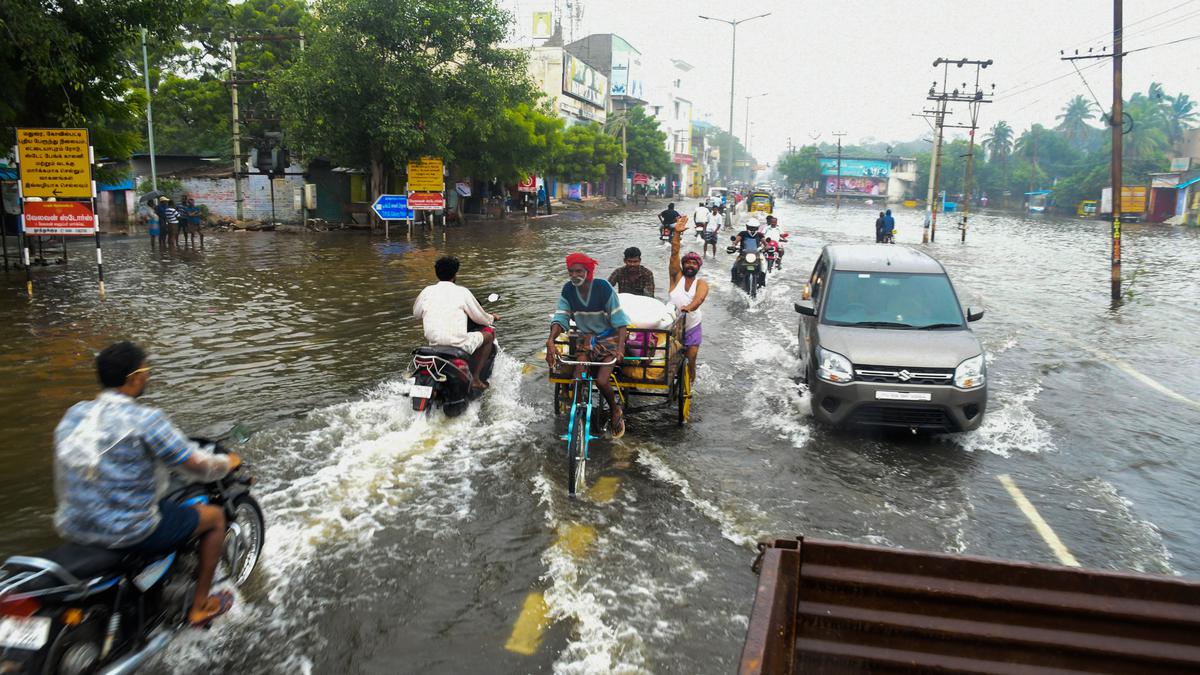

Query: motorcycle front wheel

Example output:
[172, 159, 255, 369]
[224, 496, 265, 587]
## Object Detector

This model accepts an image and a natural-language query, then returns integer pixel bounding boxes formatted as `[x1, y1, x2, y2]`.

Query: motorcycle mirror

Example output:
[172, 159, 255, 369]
[487, 293, 500, 303]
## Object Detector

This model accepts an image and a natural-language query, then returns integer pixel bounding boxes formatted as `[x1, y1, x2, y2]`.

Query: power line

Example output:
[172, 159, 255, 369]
[1124, 31, 1200, 54]
[1067, 0, 1199, 49]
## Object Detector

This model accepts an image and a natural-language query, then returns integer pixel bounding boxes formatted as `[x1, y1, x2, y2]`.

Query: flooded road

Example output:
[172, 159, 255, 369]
[1, 200, 1198, 673]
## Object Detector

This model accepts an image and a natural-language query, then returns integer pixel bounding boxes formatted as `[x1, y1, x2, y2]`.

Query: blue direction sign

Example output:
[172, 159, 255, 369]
[371, 194, 413, 220]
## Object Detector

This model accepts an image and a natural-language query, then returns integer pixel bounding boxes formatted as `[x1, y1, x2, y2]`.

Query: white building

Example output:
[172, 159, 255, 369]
[646, 59, 695, 197]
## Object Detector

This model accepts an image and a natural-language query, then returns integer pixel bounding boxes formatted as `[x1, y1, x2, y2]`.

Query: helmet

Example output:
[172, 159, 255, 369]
[746, 221, 760, 232]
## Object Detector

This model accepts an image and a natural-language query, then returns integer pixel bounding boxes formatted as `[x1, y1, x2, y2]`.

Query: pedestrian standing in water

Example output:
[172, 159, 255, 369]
[874, 211, 886, 243]
[883, 209, 896, 242]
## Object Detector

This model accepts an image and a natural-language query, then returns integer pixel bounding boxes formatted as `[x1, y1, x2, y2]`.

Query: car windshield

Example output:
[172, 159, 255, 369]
[822, 271, 964, 329]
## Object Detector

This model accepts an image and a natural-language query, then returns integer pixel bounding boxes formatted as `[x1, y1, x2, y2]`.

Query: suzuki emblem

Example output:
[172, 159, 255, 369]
[898, 370, 913, 381]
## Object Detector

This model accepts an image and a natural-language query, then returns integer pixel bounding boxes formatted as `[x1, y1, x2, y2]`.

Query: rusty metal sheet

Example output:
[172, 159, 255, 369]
[739, 537, 1200, 675]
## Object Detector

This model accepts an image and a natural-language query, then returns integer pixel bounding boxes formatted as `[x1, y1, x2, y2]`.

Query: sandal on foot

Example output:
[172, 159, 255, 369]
[189, 590, 235, 628]
[611, 409, 626, 439]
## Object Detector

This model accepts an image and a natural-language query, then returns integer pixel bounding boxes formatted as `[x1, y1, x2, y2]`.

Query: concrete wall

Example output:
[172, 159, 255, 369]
[179, 166, 304, 224]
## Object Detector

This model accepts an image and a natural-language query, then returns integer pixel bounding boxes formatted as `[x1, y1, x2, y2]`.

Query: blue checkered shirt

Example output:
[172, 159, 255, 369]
[54, 391, 193, 548]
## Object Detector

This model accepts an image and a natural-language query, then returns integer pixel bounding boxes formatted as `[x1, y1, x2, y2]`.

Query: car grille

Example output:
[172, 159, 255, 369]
[854, 364, 955, 386]
[849, 405, 953, 430]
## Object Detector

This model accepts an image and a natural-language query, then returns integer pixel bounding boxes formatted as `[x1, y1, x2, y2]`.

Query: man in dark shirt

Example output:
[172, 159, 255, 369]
[658, 203, 680, 228]
[608, 246, 655, 297]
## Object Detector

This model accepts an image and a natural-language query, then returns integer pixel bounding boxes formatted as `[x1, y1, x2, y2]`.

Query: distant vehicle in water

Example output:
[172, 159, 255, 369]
[1025, 189, 1052, 214]
[794, 244, 987, 433]
[747, 190, 774, 215]
[1077, 199, 1099, 217]
[708, 187, 729, 206]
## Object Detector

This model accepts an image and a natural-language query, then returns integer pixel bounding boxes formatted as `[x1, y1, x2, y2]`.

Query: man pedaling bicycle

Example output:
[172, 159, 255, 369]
[545, 253, 631, 438]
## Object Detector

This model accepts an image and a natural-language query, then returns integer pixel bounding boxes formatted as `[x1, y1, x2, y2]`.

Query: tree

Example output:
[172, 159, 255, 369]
[270, 0, 533, 202]
[554, 123, 621, 183]
[452, 101, 563, 183]
[1, 0, 201, 162]
[614, 106, 671, 178]
[776, 146, 821, 186]
[981, 121, 1014, 162]
[1165, 93, 1198, 146]
[1056, 95, 1097, 149]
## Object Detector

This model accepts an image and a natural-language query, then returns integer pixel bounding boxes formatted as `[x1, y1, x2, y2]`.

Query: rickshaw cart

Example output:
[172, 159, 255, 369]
[550, 317, 693, 426]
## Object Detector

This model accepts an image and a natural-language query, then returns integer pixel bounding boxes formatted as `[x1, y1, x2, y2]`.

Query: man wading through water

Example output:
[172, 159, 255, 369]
[667, 217, 709, 383]
[546, 253, 631, 438]
[608, 246, 655, 297]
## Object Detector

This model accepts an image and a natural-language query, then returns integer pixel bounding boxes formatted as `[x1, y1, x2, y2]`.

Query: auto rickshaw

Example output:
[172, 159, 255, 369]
[747, 190, 773, 215]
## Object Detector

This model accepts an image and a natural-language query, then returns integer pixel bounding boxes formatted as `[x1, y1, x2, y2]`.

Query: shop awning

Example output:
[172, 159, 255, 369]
[1175, 175, 1200, 190]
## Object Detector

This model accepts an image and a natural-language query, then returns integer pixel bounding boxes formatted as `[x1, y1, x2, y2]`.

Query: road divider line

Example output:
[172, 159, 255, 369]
[589, 476, 621, 504]
[997, 474, 1080, 567]
[555, 523, 597, 559]
[505, 591, 550, 655]
[1050, 328, 1200, 412]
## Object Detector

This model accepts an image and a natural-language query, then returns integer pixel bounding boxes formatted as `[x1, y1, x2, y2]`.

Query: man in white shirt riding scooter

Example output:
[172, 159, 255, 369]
[413, 256, 498, 390]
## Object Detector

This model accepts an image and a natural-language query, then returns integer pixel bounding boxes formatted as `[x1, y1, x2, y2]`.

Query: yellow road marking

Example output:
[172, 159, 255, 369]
[997, 474, 1080, 567]
[1052, 329, 1200, 411]
[504, 591, 550, 655]
[589, 476, 621, 504]
[555, 523, 596, 559]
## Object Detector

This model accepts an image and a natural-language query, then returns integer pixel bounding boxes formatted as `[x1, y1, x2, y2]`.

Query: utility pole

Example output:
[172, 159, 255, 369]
[744, 93, 768, 181]
[699, 13, 771, 183]
[229, 35, 244, 222]
[140, 28, 158, 192]
[832, 131, 846, 210]
[913, 103, 948, 244]
[926, 58, 995, 243]
[1061, 2, 1122, 300]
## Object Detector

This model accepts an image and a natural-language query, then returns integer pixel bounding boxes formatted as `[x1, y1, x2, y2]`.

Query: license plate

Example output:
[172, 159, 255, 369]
[0, 616, 51, 651]
[409, 384, 434, 399]
[876, 391, 932, 402]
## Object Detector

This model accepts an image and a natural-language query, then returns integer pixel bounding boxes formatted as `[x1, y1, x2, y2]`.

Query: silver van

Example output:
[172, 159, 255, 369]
[794, 244, 987, 432]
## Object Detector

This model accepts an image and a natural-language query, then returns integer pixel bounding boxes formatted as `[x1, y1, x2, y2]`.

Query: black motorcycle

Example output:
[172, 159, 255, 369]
[408, 300, 500, 417]
[727, 243, 765, 298]
[0, 430, 264, 675]
[659, 223, 673, 241]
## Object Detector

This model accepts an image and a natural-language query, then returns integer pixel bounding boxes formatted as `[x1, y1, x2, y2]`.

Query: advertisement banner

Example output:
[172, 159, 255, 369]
[673, 153, 693, 165]
[609, 37, 644, 101]
[517, 175, 538, 193]
[562, 54, 607, 108]
[406, 157, 444, 192]
[819, 158, 891, 178]
[567, 183, 582, 200]
[23, 201, 96, 235]
[825, 177, 887, 197]
[632, 173, 650, 186]
[531, 11, 553, 38]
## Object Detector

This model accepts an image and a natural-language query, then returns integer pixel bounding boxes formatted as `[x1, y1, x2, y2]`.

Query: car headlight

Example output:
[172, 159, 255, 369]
[816, 347, 853, 383]
[954, 354, 986, 389]
[744, 253, 757, 263]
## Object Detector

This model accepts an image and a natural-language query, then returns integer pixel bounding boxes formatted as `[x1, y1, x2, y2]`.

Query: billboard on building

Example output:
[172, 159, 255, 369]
[610, 37, 644, 101]
[531, 11, 553, 38]
[819, 158, 891, 178]
[563, 54, 607, 108]
[825, 176, 887, 197]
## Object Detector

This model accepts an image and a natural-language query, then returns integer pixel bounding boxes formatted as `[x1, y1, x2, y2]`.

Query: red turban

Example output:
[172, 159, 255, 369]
[565, 252, 598, 281]
[682, 251, 703, 268]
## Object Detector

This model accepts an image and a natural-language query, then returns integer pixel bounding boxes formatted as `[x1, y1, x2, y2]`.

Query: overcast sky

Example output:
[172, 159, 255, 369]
[503, 0, 1200, 160]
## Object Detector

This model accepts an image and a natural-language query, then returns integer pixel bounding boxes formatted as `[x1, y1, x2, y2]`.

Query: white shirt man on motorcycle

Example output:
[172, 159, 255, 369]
[412, 256, 498, 390]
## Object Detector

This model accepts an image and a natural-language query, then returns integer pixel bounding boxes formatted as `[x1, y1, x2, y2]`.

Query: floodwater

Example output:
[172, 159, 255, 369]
[1, 200, 1198, 674]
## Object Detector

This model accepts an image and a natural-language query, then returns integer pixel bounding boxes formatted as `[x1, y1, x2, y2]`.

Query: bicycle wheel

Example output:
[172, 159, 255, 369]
[567, 381, 590, 498]
[677, 361, 692, 425]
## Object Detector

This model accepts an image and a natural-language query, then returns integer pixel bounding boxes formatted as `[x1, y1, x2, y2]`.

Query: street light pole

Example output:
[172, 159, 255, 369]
[744, 93, 768, 160]
[140, 28, 158, 192]
[699, 13, 770, 184]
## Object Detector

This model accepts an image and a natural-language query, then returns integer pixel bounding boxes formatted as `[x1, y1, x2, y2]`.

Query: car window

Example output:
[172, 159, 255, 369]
[810, 258, 829, 304]
[822, 271, 964, 328]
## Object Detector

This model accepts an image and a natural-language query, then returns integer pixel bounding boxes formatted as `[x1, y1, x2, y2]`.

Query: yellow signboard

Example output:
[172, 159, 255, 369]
[16, 128, 92, 199]
[407, 156, 444, 192]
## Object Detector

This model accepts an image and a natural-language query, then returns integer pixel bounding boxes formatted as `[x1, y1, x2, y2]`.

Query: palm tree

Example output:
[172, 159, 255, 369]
[982, 121, 1014, 162]
[1165, 93, 1198, 146]
[1056, 95, 1096, 148]
[1123, 94, 1171, 164]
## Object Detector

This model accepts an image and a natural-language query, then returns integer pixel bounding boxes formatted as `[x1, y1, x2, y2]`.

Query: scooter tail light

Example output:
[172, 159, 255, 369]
[0, 594, 41, 617]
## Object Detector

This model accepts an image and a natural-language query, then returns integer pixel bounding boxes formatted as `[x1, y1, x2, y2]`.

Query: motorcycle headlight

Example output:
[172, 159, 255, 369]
[745, 253, 757, 263]
[816, 347, 853, 383]
[954, 354, 986, 389]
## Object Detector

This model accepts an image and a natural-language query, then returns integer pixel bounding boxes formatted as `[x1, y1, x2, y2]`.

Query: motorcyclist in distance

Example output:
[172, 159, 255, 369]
[731, 217, 767, 288]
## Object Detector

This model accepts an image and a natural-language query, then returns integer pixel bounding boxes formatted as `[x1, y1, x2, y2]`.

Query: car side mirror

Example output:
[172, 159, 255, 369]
[794, 300, 816, 316]
[967, 308, 985, 322]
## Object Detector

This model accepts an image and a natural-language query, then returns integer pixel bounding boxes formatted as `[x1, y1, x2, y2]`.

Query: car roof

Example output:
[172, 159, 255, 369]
[825, 244, 946, 274]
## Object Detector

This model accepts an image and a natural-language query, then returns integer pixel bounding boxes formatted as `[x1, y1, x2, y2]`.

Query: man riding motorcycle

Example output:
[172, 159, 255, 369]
[54, 342, 242, 628]
[413, 256, 498, 390]
[763, 215, 785, 270]
[731, 217, 767, 289]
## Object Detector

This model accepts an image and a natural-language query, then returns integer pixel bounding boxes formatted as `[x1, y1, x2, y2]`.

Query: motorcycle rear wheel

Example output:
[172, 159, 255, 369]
[224, 496, 265, 587]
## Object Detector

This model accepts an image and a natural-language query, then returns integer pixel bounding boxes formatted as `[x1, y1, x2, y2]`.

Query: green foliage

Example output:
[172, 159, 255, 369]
[454, 101, 564, 183]
[0, 0, 200, 160]
[706, 128, 755, 182]
[614, 106, 671, 177]
[270, 0, 533, 196]
[776, 145, 821, 185]
[555, 123, 621, 183]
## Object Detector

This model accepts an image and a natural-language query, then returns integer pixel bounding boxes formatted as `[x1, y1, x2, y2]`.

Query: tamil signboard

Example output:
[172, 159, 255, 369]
[562, 53, 607, 109]
[22, 201, 95, 236]
[16, 128, 92, 198]
[407, 157, 444, 192]
[371, 194, 412, 220]
[409, 192, 445, 210]
[517, 175, 538, 193]
[632, 173, 650, 186]
[673, 153, 693, 165]
[819, 157, 891, 178]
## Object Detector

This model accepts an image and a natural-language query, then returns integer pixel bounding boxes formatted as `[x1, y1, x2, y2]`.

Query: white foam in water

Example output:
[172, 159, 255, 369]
[945, 381, 1054, 458]
[156, 352, 536, 673]
[1081, 478, 1175, 575]
[636, 449, 761, 549]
